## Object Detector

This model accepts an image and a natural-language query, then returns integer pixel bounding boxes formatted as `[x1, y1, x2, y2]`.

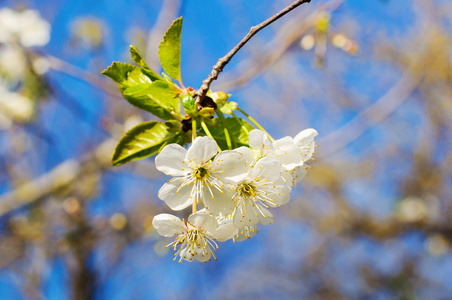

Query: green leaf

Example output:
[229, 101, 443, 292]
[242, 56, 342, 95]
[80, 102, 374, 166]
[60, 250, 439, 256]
[158, 17, 183, 81]
[130, 45, 149, 67]
[103, 58, 182, 120]
[202, 117, 254, 150]
[102, 62, 135, 83]
[161, 72, 176, 86]
[130, 45, 162, 81]
[102, 63, 176, 120]
[117, 68, 177, 120]
[123, 82, 152, 96]
[121, 68, 152, 86]
[124, 80, 180, 115]
[112, 121, 181, 166]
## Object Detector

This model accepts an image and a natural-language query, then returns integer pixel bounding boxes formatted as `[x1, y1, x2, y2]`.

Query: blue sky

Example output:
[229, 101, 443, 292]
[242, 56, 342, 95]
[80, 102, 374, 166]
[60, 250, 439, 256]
[1, 0, 452, 299]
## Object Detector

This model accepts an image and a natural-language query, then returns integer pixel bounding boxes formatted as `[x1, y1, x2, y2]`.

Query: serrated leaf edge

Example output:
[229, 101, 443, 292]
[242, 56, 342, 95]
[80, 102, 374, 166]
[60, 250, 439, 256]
[158, 17, 183, 82]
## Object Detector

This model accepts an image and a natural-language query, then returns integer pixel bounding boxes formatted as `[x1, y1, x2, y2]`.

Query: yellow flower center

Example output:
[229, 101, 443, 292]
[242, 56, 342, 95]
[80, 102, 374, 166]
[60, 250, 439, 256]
[194, 167, 209, 180]
[238, 182, 256, 198]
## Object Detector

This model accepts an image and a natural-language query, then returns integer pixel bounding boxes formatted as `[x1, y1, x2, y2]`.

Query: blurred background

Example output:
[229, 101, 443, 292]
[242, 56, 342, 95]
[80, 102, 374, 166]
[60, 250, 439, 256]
[0, 0, 452, 299]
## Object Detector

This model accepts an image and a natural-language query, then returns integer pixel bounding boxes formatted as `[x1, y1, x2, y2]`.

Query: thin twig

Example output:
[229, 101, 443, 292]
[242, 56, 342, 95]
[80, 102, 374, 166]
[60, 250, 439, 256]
[196, 0, 312, 101]
[317, 68, 422, 158]
[46, 55, 120, 98]
[218, 0, 343, 91]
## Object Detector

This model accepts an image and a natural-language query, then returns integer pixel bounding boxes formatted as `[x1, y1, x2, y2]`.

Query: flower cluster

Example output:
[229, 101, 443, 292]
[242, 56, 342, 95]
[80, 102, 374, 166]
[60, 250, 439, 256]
[0, 8, 51, 80]
[0, 8, 51, 130]
[152, 128, 318, 263]
[0, 8, 50, 48]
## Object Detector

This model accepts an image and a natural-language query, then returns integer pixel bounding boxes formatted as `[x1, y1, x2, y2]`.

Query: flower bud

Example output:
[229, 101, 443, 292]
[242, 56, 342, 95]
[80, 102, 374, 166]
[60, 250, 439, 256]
[181, 94, 196, 111]
[315, 12, 330, 33]
[210, 91, 229, 103]
[199, 107, 215, 118]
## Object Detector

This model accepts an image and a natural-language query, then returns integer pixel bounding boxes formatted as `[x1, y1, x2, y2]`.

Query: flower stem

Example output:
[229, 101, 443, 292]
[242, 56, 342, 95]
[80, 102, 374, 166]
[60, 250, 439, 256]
[232, 112, 249, 135]
[201, 120, 222, 152]
[192, 118, 197, 142]
[216, 110, 236, 150]
[237, 107, 275, 142]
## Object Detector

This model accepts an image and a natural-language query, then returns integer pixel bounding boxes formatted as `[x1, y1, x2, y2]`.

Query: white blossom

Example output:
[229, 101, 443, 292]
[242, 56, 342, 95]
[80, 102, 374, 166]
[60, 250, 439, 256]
[287, 128, 318, 184]
[155, 136, 248, 215]
[153, 126, 317, 262]
[0, 83, 33, 129]
[231, 156, 291, 229]
[0, 45, 27, 79]
[152, 211, 236, 263]
[0, 8, 50, 47]
[246, 129, 304, 186]
[0, 45, 49, 80]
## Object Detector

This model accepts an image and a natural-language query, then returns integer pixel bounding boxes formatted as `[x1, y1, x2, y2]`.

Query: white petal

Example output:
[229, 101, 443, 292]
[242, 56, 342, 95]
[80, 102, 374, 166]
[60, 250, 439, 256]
[158, 179, 194, 210]
[188, 211, 217, 231]
[249, 157, 281, 182]
[256, 205, 274, 225]
[234, 146, 255, 166]
[186, 136, 218, 166]
[249, 129, 265, 149]
[281, 166, 296, 187]
[294, 128, 318, 147]
[155, 144, 190, 177]
[179, 247, 195, 262]
[273, 136, 293, 148]
[249, 129, 274, 156]
[152, 214, 185, 237]
[235, 225, 259, 242]
[291, 165, 308, 183]
[179, 237, 214, 262]
[233, 198, 260, 229]
[259, 184, 291, 206]
[194, 244, 214, 262]
[294, 129, 318, 161]
[211, 219, 238, 242]
[213, 151, 248, 184]
[274, 141, 303, 169]
[203, 185, 235, 216]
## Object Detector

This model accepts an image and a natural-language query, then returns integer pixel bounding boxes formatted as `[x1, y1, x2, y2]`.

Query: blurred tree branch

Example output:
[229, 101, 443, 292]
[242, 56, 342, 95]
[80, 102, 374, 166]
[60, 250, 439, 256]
[217, 0, 344, 91]
[145, 0, 182, 71]
[0, 139, 116, 218]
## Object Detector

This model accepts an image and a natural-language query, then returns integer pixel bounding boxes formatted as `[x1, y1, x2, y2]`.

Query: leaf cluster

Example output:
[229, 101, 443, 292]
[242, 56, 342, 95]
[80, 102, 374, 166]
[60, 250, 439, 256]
[103, 17, 252, 166]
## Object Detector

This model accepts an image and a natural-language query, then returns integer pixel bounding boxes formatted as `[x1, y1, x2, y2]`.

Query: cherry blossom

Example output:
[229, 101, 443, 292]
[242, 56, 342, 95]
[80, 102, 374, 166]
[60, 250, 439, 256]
[152, 210, 236, 263]
[0, 82, 33, 129]
[153, 128, 316, 262]
[0, 8, 50, 47]
[155, 136, 247, 215]
[246, 129, 305, 186]
[231, 156, 291, 229]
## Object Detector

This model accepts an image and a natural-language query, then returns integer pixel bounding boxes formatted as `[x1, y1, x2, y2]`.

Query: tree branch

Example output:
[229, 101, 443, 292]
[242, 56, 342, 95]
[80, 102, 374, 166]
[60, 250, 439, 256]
[0, 139, 116, 218]
[218, 0, 343, 91]
[196, 0, 312, 100]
